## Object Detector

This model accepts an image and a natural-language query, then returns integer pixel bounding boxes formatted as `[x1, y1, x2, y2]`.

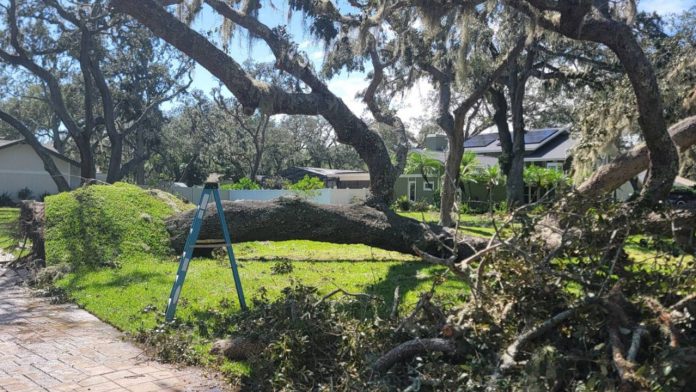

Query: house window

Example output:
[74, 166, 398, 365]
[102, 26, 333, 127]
[546, 162, 562, 171]
[423, 181, 434, 191]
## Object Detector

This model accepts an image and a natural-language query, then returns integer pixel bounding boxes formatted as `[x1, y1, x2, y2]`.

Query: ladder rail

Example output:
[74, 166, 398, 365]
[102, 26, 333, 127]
[212, 188, 247, 310]
[164, 183, 247, 322]
[164, 189, 211, 321]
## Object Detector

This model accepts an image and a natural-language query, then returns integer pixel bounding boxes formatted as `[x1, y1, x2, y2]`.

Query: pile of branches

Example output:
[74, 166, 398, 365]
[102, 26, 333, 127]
[150, 196, 695, 391]
[407, 195, 696, 391]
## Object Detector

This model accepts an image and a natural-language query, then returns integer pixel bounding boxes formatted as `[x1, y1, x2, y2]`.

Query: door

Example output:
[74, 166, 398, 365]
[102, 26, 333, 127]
[408, 179, 417, 202]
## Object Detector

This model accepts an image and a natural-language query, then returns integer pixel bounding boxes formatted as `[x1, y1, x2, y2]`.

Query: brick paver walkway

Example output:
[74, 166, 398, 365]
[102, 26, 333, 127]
[0, 264, 229, 392]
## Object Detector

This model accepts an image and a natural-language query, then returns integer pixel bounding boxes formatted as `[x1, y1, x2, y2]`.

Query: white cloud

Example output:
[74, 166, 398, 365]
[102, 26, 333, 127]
[639, 0, 695, 14]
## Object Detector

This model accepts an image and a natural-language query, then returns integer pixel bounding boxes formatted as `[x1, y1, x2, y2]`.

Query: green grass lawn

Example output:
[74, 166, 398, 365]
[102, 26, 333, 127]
[398, 211, 498, 237]
[0, 207, 27, 258]
[56, 251, 466, 334]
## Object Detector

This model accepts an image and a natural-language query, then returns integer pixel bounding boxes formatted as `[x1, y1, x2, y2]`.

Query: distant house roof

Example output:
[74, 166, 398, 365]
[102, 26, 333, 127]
[462, 127, 575, 163]
[0, 138, 80, 167]
[295, 167, 366, 177]
[280, 166, 370, 184]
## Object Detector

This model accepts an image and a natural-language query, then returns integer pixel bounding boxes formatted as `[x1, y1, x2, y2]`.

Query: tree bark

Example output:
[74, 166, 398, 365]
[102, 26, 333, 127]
[508, 1, 679, 206]
[490, 87, 511, 174]
[441, 131, 464, 226]
[373, 338, 456, 373]
[577, 116, 696, 197]
[135, 127, 146, 185]
[507, 66, 526, 207]
[111, 0, 401, 204]
[165, 198, 489, 258]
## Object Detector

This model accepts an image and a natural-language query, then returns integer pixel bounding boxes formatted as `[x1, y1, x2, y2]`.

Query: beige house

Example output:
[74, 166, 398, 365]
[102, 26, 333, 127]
[0, 139, 80, 199]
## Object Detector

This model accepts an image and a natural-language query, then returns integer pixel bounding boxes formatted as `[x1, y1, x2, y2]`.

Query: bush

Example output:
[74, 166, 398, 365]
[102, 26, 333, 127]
[393, 195, 411, 211]
[286, 175, 324, 191]
[411, 200, 431, 212]
[221, 177, 261, 190]
[44, 182, 192, 268]
[0, 192, 14, 207]
[17, 187, 33, 200]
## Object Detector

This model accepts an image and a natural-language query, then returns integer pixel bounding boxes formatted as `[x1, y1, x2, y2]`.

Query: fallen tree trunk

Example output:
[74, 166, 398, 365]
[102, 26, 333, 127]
[165, 197, 488, 259]
[577, 116, 696, 197]
[18, 201, 45, 264]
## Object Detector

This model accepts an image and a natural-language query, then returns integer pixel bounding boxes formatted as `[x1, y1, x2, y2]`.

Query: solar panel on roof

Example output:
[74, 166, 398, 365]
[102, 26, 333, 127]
[464, 133, 499, 148]
[524, 129, 558, 144]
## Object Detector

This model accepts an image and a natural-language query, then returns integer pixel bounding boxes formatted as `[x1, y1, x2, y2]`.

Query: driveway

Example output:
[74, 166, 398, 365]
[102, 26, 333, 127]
[0, 261, 229, 392]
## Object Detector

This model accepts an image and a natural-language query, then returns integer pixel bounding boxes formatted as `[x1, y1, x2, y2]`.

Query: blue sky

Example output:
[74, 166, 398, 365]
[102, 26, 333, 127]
[184, 0, 696, 124]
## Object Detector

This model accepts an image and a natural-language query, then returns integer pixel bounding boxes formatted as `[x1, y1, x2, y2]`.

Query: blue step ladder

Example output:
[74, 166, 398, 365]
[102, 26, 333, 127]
[165, 182, 247, 321]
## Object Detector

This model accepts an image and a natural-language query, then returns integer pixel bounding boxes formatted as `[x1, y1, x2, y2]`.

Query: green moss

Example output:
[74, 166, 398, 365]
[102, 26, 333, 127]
[45, 182, 192, 267]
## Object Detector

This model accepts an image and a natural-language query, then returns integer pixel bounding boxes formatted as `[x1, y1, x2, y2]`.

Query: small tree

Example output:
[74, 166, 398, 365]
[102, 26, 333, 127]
[221, 177, 261, 190]
[523, 165, 568, 201]
[405, 152, 444, 189]
[288, 175, 325, 191]
[459, 152, 480, 202]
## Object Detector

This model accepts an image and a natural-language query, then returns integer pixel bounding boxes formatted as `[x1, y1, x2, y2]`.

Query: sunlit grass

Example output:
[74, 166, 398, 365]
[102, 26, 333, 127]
[56, 253, 467, 334]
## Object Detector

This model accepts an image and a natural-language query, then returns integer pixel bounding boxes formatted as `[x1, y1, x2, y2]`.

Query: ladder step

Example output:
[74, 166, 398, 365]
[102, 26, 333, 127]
[194, 239, 226, 249]
[196, 239, 226, 244]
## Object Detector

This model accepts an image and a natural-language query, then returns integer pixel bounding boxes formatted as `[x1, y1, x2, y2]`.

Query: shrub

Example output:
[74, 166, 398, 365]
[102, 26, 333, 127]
[0, 192, 14, 207]
[412, 200, 431, 212]
[287, 175, 324, 191]
[393, 195, 411, 211]
[221, 177, 261, 190]
[17, 187, 33, 200]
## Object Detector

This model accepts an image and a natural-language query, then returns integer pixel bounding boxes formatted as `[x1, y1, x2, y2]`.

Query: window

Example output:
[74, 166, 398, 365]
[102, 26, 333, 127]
[423, 181, 434, 191]
[546, 161, 563, 171]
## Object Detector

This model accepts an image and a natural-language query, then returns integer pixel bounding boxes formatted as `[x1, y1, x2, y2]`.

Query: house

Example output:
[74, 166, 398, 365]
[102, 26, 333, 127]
[280, 167, 371, 189]
[0, 139, 81, 199]
[282, 128, 577, 205]
[394, 128, 576, 204]
[424, 127, 575, 170]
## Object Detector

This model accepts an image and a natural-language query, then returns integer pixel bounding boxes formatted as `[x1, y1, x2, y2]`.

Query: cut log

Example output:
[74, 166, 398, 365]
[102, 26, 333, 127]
[165, 197, 489, 259]
[372, 338, 456, 373]
[19, 201, 45, 264]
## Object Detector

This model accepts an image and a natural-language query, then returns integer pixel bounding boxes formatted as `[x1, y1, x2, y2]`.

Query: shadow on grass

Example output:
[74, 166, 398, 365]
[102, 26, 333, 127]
[61, 269, 170, 291]
[364, 261, 457, 315]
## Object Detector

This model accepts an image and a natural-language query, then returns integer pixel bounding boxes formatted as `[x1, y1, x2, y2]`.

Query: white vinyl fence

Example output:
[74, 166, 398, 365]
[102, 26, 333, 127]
[170, 184, 368, 205]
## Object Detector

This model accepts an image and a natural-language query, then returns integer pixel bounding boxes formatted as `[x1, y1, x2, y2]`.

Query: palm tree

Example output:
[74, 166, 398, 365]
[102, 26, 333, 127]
[459, 151, 480, 201]
[405, 152, 444, 189]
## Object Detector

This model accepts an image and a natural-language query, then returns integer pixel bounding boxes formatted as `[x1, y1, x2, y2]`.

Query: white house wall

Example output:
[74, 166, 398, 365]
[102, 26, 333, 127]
[0, 144, 79, 199]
